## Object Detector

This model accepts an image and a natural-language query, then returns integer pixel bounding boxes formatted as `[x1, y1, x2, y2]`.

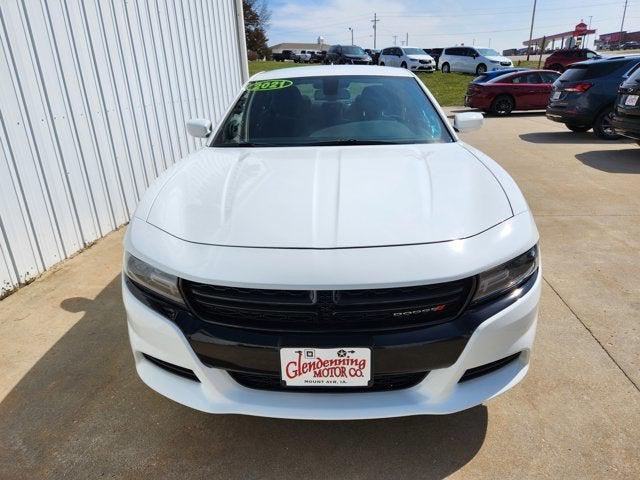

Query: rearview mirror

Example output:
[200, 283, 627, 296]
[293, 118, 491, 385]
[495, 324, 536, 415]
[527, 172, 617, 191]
[186, 118, 212, 138]
[453, 112, 484, 133]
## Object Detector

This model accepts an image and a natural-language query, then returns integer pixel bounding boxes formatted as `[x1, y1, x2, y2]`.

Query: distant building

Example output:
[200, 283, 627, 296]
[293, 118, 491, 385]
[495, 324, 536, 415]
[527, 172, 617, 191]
[596, 31, 640, 48]
[269, 42, 331, 54]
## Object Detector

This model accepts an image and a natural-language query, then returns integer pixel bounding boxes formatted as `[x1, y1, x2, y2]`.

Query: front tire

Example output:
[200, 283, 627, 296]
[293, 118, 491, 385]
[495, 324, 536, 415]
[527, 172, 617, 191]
[401, 61, 407, 69]
[441, 62, 450, 73]
[379, 62, 385, 66]
[490, 95, 515, 116]
[476, 63, 487, 75]
[593, 107, 621, 140]
[566, 124, 591, 133]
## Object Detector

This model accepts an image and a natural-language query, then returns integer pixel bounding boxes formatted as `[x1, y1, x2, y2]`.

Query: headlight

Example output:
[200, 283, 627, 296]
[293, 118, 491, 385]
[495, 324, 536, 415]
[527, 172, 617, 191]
[472, 245, 539, 304]
[124, 253, 185, 305]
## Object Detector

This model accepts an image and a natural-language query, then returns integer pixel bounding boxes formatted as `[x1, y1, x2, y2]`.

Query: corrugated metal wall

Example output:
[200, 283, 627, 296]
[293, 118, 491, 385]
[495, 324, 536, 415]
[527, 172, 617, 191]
[0, 0, 248, 296]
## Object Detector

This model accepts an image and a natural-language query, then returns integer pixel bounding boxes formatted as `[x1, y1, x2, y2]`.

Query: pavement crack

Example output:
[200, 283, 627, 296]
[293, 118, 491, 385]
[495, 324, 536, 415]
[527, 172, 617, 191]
[543, 276, 640, 393]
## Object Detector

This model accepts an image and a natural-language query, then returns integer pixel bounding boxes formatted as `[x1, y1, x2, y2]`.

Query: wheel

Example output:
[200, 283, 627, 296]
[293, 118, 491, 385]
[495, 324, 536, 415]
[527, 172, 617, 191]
[593, 107, 621, 140]
[441, 62, 450, 73]
[401, 61, 407, 69]
[379, 62, 385, 66]
[490, 95, 514, 116]
[550, 63, 564, 73]
[476, 63, 487, 75]
[566, 124, 591, 133]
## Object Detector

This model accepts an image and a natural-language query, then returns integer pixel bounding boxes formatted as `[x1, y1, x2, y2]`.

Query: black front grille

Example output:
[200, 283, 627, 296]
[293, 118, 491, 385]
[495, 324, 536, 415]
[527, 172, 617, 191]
[229, 371, 429, 393]
[181, 278, 474, 333]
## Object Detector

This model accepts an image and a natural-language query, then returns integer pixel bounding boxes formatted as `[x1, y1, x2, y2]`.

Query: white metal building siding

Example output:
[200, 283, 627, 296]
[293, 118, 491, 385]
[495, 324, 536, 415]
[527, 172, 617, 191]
[0, 0, 248, 296]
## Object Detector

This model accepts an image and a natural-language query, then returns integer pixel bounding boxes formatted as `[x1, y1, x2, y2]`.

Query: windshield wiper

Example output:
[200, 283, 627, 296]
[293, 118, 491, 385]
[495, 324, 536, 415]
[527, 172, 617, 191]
[215, 141, 281, 147]
[302, 139, 401, 146]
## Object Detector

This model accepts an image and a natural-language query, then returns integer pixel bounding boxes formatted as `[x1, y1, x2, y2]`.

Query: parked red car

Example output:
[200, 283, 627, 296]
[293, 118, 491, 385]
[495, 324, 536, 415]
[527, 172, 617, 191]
[543, 49, 600, 72]
[464, 70, 560, 115]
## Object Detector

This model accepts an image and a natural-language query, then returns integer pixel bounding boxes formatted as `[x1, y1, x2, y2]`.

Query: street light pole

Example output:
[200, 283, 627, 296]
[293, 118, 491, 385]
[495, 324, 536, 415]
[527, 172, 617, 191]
[526, 0, 537, 61]
[348, 27, 353, 45]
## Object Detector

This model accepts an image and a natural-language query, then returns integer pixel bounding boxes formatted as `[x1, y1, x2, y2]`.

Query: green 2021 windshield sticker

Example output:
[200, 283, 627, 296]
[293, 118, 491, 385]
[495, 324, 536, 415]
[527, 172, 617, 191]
[247, 79, 293, 92]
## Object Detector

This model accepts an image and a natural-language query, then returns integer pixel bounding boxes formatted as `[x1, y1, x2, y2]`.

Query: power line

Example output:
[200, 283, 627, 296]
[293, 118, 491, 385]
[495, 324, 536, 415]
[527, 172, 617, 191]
[377, 0, 630, 18]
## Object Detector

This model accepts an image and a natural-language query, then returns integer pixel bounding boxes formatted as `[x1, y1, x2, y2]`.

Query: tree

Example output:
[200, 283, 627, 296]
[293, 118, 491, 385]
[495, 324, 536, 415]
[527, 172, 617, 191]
[243, 0, 270, 58]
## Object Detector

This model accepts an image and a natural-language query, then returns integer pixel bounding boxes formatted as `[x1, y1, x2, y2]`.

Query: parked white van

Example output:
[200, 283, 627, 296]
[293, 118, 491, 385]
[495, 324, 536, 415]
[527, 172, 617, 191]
[378, 46, 435, 72]
[440, 47, 513, 75]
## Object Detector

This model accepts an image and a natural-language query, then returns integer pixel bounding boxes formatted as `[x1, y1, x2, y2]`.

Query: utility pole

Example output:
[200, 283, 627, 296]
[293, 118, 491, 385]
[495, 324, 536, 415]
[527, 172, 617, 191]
[348, 27, 353, 45]
[393, 35, 397, 46]
[371, 13, 379, 49]
[405, 32, 409, 46]
[619, 0, 629, 48]
[489, 38, 492, 48]
[526, 0, 537, 61]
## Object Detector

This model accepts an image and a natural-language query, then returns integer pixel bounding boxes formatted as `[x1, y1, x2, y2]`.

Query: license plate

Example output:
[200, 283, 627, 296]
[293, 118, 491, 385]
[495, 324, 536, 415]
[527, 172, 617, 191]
[280, 347, 371, 387]
[625, 94, 639, 106]
[551, 91, 561, 101]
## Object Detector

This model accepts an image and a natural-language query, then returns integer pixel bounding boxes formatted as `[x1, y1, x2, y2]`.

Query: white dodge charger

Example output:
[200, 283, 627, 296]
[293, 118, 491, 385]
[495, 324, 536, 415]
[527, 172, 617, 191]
[122, 66, 540, 420]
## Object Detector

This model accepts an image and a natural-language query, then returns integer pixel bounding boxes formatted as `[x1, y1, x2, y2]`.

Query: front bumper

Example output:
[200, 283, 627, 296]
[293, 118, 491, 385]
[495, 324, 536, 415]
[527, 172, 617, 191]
[124, 270, 541, 420]
[410, 63, 435, 72]
[490, 64, 513, 71]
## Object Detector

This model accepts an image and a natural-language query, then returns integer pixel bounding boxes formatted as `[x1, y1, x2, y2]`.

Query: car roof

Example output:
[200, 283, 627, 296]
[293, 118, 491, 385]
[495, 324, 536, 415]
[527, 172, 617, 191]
[553, 48, 593, 52]
[251, 65, 415, 81]
[572, 54, 640, 66]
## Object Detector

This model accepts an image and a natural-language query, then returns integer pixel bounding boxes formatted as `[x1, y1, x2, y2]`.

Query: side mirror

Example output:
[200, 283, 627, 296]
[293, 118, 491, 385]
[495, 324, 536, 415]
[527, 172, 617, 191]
[453, 112, 484, 133]
[186, 118, 212, 138]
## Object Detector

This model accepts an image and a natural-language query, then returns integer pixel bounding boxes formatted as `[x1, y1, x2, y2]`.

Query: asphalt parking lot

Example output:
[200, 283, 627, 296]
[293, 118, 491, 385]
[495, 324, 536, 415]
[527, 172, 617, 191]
[1, 111, 639, 479]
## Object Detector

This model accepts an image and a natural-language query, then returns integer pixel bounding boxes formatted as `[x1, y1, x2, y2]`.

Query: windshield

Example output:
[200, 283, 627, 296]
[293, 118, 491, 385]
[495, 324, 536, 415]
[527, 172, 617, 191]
[212, 75, 453, 147]
[342, 46, 366, 55]
[476, 48, 500, 57]
[404, 48, 426, 55]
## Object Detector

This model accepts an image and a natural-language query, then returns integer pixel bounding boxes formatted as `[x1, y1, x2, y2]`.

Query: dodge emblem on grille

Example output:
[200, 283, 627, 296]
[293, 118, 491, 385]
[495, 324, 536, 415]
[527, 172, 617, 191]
[393, 304, 447, 317]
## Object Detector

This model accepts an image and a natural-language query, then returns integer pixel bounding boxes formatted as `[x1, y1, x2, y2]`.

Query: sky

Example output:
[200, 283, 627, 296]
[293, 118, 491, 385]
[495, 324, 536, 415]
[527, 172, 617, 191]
[266, 0, 640, 51]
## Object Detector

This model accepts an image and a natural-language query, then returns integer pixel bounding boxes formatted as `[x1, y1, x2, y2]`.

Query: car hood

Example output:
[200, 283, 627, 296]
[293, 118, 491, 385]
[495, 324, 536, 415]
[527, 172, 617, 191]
[485, 55, 512, 63]
[145, 144, 513, 249]
[407, 54, 434, 61]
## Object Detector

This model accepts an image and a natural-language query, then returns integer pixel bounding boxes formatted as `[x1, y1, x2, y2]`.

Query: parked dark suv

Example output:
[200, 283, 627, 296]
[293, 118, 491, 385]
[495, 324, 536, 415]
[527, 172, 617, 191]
[612, 66, 640, 142]
[544, 49, 600, 73]
[424, 48, 443, 69]
[546, 56, 640, 139]
[324, 45, 372, 64]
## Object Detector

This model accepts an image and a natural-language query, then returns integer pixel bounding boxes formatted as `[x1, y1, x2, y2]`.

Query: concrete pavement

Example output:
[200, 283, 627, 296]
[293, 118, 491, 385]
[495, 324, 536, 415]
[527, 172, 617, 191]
[0, 111, 639, 479]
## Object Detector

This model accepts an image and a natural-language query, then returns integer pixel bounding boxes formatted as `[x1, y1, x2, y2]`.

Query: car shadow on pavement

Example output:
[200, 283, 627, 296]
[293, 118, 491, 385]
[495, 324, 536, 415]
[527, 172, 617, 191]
[0, 276, 488, 480]
[519, 131, 634, 145]
[575, 149, 640, 174]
